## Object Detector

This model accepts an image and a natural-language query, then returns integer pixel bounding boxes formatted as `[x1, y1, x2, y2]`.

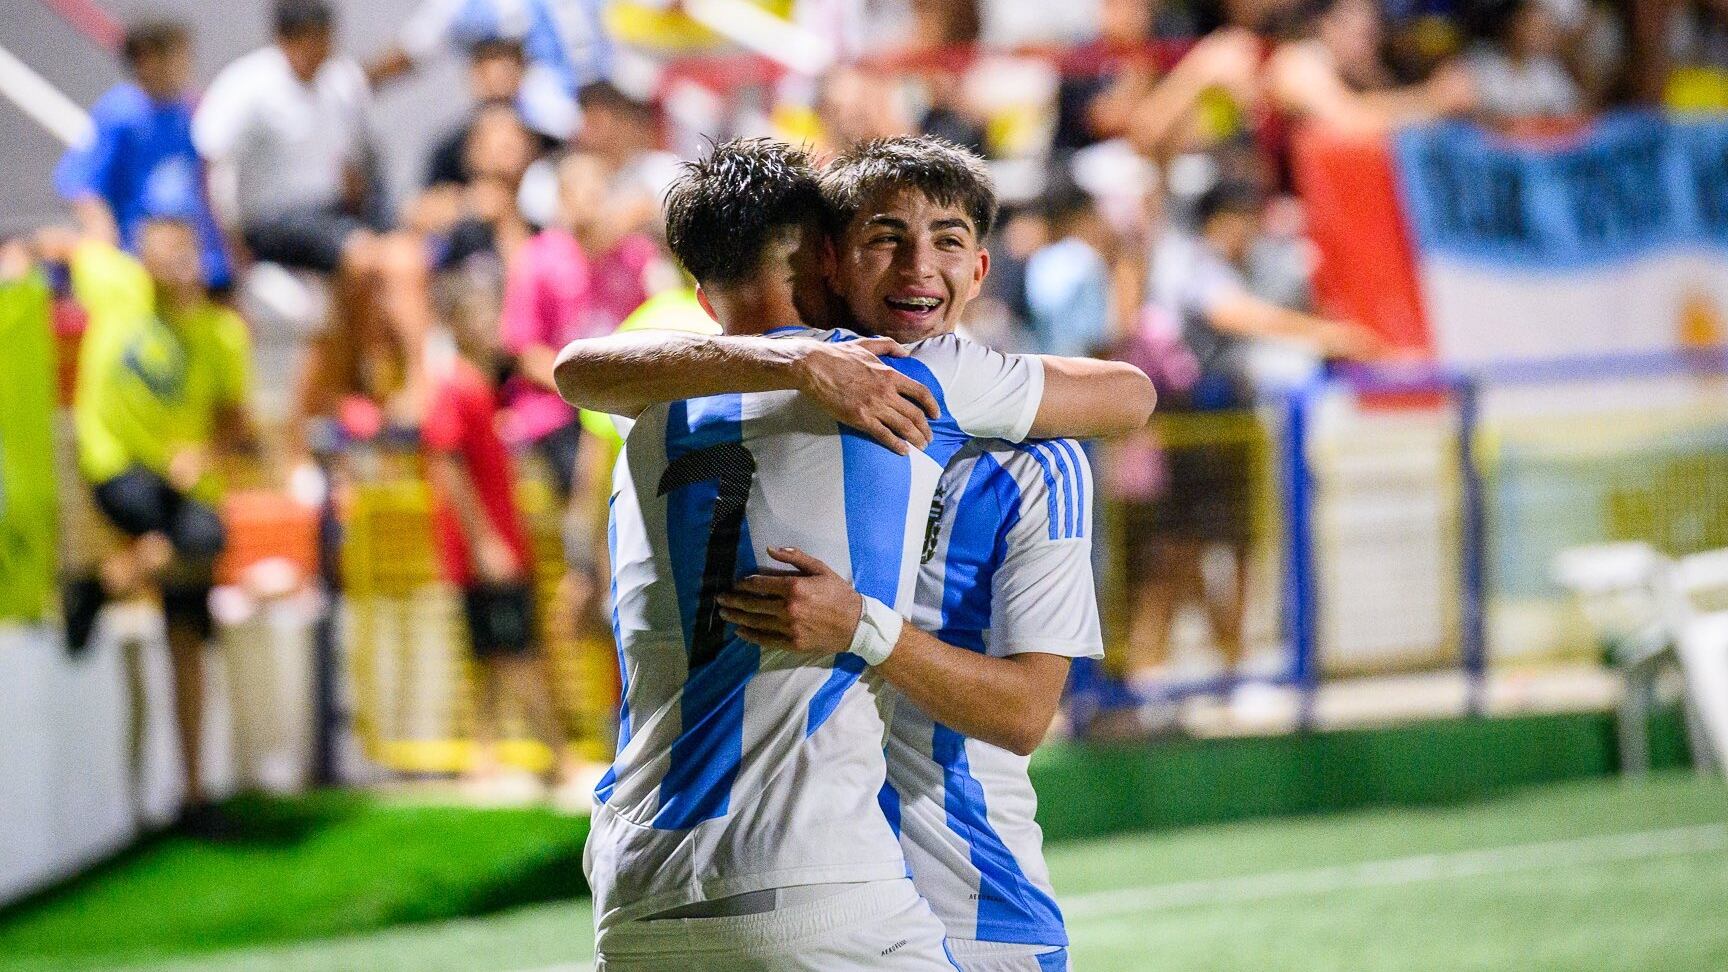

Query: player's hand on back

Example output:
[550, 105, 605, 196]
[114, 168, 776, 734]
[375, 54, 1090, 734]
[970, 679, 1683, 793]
[719, 547, 864, 655]
[790, 339, 940, 455]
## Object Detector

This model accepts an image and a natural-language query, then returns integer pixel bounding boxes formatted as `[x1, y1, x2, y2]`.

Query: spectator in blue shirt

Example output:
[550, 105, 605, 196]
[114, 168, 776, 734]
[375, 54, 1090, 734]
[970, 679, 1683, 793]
[1024, 184, 1113, 359]
[55, 18, 232, 291]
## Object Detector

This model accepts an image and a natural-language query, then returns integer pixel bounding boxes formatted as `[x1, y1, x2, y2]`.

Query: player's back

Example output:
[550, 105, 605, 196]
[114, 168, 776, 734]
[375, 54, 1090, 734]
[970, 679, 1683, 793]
[886, 437, 1103, 949]
[587, 329, 1046, 934]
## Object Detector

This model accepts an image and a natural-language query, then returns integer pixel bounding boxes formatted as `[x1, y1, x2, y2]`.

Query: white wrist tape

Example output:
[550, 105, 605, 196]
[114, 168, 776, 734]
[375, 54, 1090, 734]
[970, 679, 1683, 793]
[849, 594, 903, 667]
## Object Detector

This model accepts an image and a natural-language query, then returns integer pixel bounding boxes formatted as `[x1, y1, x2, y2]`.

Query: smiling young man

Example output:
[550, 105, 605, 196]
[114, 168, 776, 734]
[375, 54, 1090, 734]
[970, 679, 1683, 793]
[577, 138, 1076, 970]
[558, 135, 1149, 971]
[713, 136, 1108, 971]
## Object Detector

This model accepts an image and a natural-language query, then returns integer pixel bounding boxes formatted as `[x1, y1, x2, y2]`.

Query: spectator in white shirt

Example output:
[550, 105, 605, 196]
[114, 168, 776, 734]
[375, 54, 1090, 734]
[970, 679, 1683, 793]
[195, 0, 432, 457]
[1464, 0, 1585, 123]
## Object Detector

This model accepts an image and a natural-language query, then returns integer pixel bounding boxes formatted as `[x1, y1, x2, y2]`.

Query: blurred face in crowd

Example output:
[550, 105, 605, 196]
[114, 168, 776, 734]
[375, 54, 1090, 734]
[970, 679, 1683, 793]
[133, 38, 193, 100]
[138, 218, 204, 302]
[470, 46, 525, 102]
[1506, 2, 1560, 59]
[1317, 0, 1382, 74]
[1204, 207, 1261, 265]
[1099, 0, 1154, 44]
[556, 151, 610, 233]
[280, 26, 332, 83]
[465, 105, 537, 185]
[828, 186, 989, 344]
[818, 68, 910, 150]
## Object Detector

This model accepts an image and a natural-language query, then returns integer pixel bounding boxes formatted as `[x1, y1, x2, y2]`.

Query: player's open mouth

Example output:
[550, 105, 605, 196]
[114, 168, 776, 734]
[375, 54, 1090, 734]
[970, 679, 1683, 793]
[884, 294, 943, 321]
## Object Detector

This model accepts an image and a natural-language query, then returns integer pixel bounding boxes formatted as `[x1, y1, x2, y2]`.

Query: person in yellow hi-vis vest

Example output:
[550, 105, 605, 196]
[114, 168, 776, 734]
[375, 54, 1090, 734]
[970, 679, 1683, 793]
[41, 184, 256, 833]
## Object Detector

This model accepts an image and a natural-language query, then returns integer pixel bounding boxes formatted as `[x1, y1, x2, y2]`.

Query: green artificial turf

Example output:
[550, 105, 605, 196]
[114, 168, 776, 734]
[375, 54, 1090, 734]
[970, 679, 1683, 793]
[0, 792, 588, 967]
[6, 772, 1723, 972]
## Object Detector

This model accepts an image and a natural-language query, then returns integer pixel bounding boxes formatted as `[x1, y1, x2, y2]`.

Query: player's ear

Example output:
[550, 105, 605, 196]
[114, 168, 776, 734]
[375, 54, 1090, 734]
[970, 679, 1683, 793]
[967, 246, 989, 302]
[820, 234, 838, 282]
[695, 285, 720, 324]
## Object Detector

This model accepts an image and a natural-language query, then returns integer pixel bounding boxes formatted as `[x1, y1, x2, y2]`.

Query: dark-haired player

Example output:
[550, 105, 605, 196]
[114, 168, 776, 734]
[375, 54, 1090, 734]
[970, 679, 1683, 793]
[563, 135, 1152, 970]
[556, 139, 1098, 969]
[558, 139, 1151, 968]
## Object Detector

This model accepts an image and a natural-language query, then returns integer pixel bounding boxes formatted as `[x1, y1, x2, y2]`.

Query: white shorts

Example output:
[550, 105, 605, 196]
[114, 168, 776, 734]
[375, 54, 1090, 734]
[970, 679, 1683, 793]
[947, 939, 1071, 972]
[595, 878, 957, 971]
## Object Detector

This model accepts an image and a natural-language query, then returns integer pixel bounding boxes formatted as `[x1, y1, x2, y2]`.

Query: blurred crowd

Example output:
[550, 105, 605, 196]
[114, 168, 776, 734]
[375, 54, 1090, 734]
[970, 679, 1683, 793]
[2, 0, 1725, 812]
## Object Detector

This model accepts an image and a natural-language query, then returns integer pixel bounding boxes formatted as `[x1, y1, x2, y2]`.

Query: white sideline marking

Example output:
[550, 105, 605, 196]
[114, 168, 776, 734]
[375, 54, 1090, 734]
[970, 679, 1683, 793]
[510, 824, 1728, 972]
[1061, 823, 1728, 921]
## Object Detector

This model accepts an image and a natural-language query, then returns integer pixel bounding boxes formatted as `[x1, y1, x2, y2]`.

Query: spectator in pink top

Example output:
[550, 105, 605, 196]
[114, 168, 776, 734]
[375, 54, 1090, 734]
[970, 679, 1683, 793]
[499, 149, 657, 497]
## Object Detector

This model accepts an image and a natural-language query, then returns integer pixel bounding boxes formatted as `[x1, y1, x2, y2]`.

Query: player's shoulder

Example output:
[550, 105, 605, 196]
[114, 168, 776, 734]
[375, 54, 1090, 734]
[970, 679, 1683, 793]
[764, 324, 847, 341]
[992, 438, 1092, 539]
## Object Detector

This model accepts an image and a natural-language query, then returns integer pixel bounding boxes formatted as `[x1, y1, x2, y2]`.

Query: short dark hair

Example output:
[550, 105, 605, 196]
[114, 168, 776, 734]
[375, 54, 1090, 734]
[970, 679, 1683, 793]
[274, 0, 333, 38]
[820, 135, 998, 240]
[1464, 0, 1534, 43]
[662, 138, 822, 287]
[468, 36, 525, 63]
[1194, 180, 1262, 226]
[122, 18, 189, 67]
[577, 80, 654, 118]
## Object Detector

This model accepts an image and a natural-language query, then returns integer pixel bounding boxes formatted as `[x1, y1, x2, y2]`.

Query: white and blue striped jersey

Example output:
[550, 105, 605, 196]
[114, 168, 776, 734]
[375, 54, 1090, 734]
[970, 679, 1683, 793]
[884, 438, 1103, 948]
[586, 328, 1047, 934]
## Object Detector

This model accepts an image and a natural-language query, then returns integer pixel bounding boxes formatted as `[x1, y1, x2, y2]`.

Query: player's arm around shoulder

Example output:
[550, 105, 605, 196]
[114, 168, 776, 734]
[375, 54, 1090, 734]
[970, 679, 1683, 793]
[716, 543, 1076, 758]
[553, 328, 939, 453]
[1031, 354, 1155, 439]
[906, 332, 1154, 443]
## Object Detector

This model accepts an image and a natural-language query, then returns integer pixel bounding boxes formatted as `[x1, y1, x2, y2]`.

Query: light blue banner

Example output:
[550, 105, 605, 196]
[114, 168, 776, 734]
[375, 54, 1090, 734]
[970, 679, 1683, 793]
[1393, 112, 1728, 271]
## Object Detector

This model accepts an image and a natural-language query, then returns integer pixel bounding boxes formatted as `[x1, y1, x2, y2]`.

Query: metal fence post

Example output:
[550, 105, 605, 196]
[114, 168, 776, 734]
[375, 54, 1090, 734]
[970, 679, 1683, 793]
[1455, 375, 1488, 717]
[1281, 379, 1321, 731]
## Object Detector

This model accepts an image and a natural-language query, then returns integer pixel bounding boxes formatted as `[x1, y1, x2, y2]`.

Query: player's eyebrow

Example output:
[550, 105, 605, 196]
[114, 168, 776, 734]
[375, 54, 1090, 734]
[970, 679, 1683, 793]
[862, 215, 910, 231]
[929, 217, 972, 236]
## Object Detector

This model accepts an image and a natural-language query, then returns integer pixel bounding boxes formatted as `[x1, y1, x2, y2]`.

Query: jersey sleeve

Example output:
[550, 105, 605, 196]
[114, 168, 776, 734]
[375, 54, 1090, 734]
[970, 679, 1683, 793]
[988, 441, 1103, 659]
[908, 333, 1044, 443]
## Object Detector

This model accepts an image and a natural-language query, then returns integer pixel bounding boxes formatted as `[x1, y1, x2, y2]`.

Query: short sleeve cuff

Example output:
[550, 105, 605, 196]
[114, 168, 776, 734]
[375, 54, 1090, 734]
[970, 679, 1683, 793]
[1003, 355, 1045, 443]
[994, 638, 1104, 661]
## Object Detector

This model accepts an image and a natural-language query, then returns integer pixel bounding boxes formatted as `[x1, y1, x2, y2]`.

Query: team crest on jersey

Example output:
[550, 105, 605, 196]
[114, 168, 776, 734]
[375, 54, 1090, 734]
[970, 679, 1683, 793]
[920, 485, 946, 564]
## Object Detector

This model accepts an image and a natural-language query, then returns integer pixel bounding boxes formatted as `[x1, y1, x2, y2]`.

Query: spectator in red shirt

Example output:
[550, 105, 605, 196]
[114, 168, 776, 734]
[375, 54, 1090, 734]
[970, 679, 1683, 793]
[422, 325, 569, 793]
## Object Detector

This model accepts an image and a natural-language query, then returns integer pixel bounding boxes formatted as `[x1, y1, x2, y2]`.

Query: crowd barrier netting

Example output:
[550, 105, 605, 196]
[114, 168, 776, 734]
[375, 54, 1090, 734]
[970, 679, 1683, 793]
[340, 434, 618, 774]
[1282, 350, 1728, 722]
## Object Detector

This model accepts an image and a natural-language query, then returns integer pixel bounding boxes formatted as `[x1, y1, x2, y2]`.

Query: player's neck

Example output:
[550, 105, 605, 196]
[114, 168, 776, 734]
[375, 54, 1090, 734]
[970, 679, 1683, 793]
[705, 288, 800, 338]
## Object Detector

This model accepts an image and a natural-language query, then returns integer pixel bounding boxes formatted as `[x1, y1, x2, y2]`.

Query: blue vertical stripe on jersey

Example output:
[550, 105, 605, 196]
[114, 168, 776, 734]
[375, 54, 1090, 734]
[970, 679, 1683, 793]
[594, 493, 630, 805]
[1051, 439, 1088, 538]
[931, 452, 1067, 945]
[881, 356, 969, 466]
[653, 396, 761, 829]
[1044, 441, 1081, 541]
[805, 423, 911, 737]
[1012, 444, 1061, 540]
[1036, 947, 1071, 970]
[878, 778, 902, 837]
[931, 723, 1068, 946]
[936, 453, 1018, 650]
[807, 354, 961, 736]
